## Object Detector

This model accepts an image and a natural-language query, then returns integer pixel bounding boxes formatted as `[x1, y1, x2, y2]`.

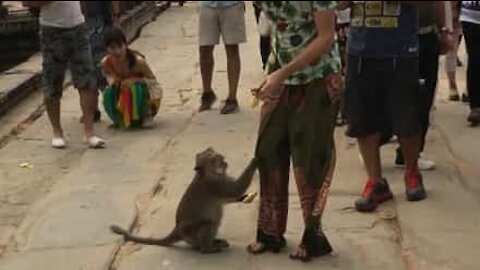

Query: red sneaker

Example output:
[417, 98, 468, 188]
[405, 170, 426, 201]
[355, 178, 393, 212]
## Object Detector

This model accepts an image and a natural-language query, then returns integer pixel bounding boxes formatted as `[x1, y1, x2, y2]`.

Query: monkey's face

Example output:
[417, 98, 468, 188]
[195, 148, 228, 177]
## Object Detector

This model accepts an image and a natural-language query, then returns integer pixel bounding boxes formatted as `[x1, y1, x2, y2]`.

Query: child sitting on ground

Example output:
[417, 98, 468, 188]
[102, 26, 162, 128]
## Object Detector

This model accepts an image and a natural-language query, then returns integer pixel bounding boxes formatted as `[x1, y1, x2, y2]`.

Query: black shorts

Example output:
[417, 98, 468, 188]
[345, 55, 421, 138]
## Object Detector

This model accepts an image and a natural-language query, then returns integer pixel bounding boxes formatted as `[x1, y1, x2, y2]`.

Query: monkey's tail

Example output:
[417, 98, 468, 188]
[110, 225, 181, 246]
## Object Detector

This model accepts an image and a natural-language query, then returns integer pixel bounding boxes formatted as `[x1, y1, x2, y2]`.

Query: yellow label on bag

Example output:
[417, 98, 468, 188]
[365, 17, 398, 28]
[351, 1, 401, 28]
[365, 1, 382, 16]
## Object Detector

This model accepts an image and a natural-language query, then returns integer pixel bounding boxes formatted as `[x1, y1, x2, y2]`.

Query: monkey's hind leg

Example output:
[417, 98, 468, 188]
[214, 239, 230, 248]
[196, 224, 223, 254]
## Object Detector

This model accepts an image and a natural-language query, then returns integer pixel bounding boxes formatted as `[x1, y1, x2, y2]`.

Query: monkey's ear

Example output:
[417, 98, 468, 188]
[194, 166, 204, 175]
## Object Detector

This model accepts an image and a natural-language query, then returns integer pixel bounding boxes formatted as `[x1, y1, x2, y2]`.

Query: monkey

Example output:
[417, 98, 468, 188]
[110, 147, 258, 254]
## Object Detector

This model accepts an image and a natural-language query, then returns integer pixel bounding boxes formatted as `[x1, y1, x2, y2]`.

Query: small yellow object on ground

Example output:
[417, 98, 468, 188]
[19, 162, 34, 169]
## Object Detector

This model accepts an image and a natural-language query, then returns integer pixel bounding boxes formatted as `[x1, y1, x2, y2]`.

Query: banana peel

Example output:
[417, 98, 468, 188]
[251, 88, 261, 108]
[252, 97, 260, 108]
[240, 192, 258, 204]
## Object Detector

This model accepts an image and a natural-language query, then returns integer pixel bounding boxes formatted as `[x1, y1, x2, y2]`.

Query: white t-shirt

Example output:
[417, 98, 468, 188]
[460, 1, 480, 24]
[336, 8, 351, 24]
[40, 1, 85, 28]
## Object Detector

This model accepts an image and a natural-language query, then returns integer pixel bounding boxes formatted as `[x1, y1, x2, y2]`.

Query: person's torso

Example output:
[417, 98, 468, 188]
[105, 55, 144, 80]
[85, 1, 112, 22]
[40, 1, 85, 28]
[348, 1, 419, 58]
[200, 1, 239, 9]
[460, 1, 480, 24]
[336, 8, 351, 24]
[261, 1, 341, 85]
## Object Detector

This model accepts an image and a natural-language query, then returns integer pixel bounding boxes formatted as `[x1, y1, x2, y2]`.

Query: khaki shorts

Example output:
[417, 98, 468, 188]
[198, 2, 246, 46]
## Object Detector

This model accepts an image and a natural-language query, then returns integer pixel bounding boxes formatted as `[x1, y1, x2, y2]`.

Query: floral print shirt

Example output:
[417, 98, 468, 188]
[260, 1, 341, 85]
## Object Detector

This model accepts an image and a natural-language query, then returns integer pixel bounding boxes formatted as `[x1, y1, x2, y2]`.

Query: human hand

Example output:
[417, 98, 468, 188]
[325, 73, 343, 100]
[257, 70, 286, 102]
[121, 78, 136, 89]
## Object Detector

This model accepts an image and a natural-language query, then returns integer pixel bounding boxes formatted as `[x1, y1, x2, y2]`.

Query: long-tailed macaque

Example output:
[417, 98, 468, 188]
[111, 147, 258, 253]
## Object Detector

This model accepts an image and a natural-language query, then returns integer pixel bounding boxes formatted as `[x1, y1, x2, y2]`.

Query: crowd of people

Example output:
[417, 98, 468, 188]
[21, 0, 480, 263]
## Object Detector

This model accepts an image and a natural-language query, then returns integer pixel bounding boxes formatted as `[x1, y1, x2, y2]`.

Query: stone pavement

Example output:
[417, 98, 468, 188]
[0, 2, 479, 270]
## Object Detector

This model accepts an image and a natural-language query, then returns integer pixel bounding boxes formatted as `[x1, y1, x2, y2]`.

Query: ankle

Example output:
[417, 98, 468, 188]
[53, 130, 64, 138]
[405, 169, 420, 177]
[449, 88, 458, 94]
[367, 177, 384, 183]
[84, 131, 94, 139]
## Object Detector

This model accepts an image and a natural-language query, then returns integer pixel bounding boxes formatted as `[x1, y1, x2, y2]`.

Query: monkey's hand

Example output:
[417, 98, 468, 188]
[212, 158, 258, 199]
[249, 157, 259, 169]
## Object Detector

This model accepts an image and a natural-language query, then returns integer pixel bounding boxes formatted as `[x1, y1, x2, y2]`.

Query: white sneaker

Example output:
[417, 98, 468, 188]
[51, 137, 67, 149]
[389, 135, 398, 143]
[418, 158, 436, 171]
[84, 136, 106, 149]
[395, 156, 436, 171]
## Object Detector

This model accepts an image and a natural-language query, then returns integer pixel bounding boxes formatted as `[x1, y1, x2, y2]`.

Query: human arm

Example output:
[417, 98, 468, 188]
[111, 1, 121, 27]
[436, 1, 454, 54]
[101, 57, 119, 87]
[337, 1, 352, 10]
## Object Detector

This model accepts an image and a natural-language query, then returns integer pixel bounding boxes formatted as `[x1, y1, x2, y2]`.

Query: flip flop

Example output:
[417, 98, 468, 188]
[290, 245, 311, 262]
[247, 242, 269, 255]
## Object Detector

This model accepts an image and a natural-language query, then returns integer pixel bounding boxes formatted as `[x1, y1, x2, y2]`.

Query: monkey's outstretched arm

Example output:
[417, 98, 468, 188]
[213, 158, 258, 198]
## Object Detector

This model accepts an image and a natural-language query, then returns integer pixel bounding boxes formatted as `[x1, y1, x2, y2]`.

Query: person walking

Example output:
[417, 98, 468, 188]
[198, 1, 246, 114]
[340, 1, 435, 212]
[460, 1, 480, 125]
[22, 1, 106, 149]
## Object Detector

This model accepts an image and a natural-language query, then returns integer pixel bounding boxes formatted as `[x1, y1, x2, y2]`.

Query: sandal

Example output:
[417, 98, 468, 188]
[247, 242, 269, 255]
[199, 90, 217, 112]
[289, 229, 333, 262]
[220, 99, 239, 114]
[290, 245, 311, 262]
[247, 230, 286, 255]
